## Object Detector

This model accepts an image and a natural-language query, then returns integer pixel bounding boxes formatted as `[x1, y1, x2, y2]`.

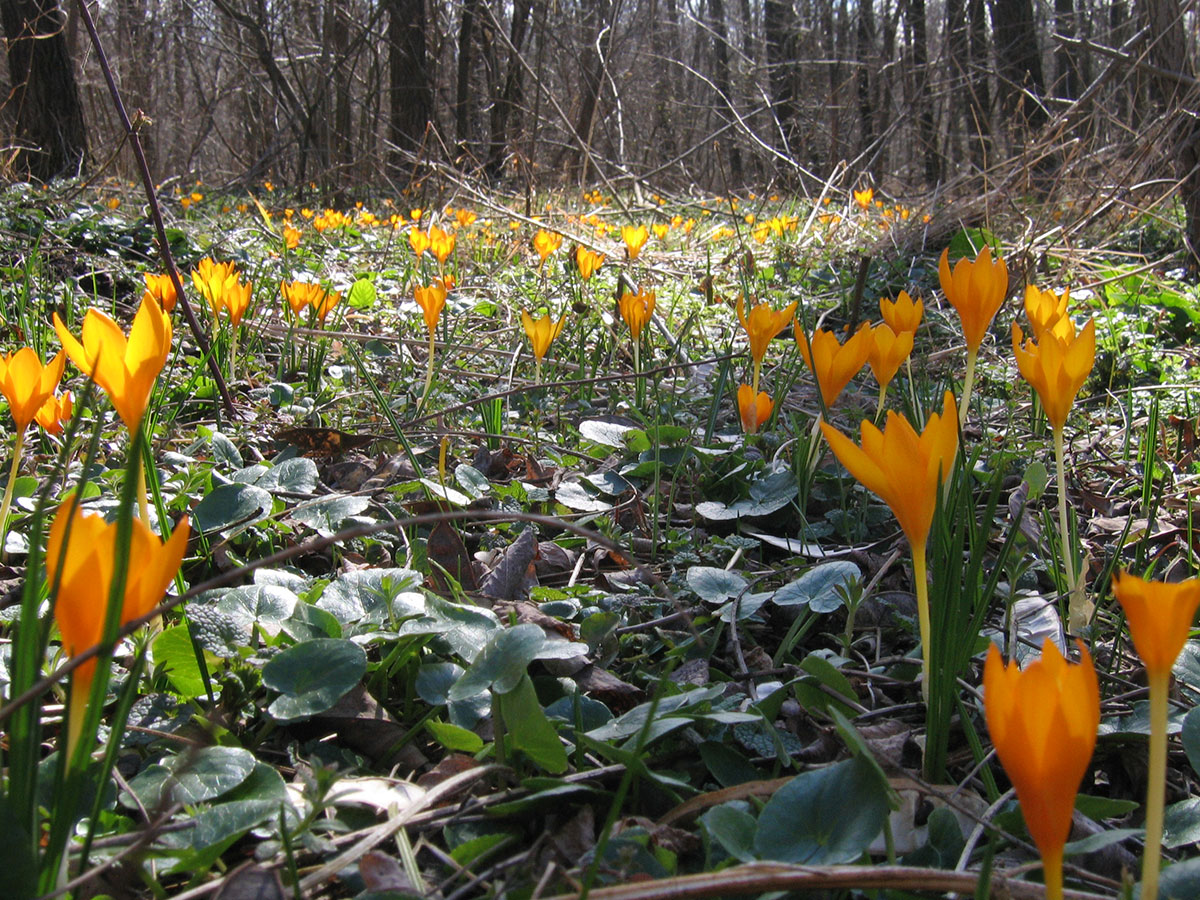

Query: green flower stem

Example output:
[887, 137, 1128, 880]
[418, 331, 436, 413]
[0, 427, 27, 555]
[875, 383, 889, 422]
[1142, 669, 1170, 900]
[912, 539, 931, 704]
[751, 359, 760, 397]
[137, 459, 150, 525]
[959, 348, 978, 428]
[1054, 426, 1089, 628]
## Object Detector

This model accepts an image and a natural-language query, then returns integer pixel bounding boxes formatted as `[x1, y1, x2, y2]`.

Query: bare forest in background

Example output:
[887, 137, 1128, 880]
[1, 0, 1197, 220]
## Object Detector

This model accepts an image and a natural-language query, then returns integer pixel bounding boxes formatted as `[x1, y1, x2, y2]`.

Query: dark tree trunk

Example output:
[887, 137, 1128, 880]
[455, 0, 481, 157]
[903, 0, 940, 183]
[707, 0, 742, 182]
[0, 0, 87, 181]
[764, 0, 798, 158]
[1053, 0, 1080, 99]
[990, 0, 1046, 131]
[561, 0, 615, 183]
[966, 0, 991, 168]
[1141, 0, 1200, 265]
[386, 0, 432, 177]
[485, 0, 532, 181]
[855, 0, 877, 163]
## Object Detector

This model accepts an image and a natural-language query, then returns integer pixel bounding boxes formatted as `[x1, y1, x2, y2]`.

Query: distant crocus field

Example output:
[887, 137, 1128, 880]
[0, 181, 1198, 899]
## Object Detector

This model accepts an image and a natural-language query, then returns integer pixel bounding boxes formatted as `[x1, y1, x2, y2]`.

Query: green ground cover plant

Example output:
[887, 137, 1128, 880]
[0, 178, 1199, 899]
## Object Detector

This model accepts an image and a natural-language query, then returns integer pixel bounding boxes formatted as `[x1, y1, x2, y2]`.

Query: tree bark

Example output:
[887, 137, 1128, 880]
[485, 0, 531, 180]
[0, 0, 87, 180]
[707, 0, 743, 182]
[903, 0, 940, 183]
[386, 0, 432, 177]
[455, 0, 481, 158]
[764, 0, 798, 159]
[989, 0, 1046, 131]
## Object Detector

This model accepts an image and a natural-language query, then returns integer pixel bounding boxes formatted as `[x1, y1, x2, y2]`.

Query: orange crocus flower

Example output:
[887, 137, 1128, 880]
[1024, 285, 1070, 340]
[618, 289, 655, 341]
[796, 323, 872, 409]
[737, 296, 798, 370]
[575, 246, 605, 281]
[866, 322, 914, 392]
[0, 347, 67, 433]
[54, 297, 171, 433]
[621, 224, 649, 260]
[984, 639, 1099, 900]
[47, 500, 189, 755]
[35, 390, 73, 435]
[853, 187, 874, 210]
[879, 290, 923, 334]
[521, 310, 567, 363]
[533, 229, 562, 267]
[283, 225, 302, 250]
[142, 273, 178, 313]
[938, 246, 1008, 356]
[414, 281, 448, 335]
[428, 225, 456, 266]
[1011, 318, 1095, 433]
[408, 227, 431, 258]
[737, 384, 772, 434]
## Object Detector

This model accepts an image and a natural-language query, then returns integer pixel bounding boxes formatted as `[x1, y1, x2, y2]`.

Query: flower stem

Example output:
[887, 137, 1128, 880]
[1042, 845, 1064, 900]
[912, 539, 931, 704]
[0, 427, 26, 556]
[1142, 669, 1170, 900]
[875, 383, 888, 422]
[418, 331, 436, 413]
[1054, 426, 1089, 629]
[959, 349, 977, 428]
[137, 457, 150, 524]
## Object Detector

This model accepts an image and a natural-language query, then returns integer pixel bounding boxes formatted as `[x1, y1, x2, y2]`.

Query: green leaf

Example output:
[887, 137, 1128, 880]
[288, 494, 372, 537]
[498, 674, 568, 774]
[0, 794, 36, 899]
[687, 566, 748, 604]
[556, 481, 612, 512]
[773, 562, 860, 613]
[281, 601, 342, 641]
[1184, 707, 1200, 776]
[399, 594, 499, 663]
[1156, 858, 1200, 899]
[152, 625, 208, 699]
[209, 585, 299, 637]
[427, 720, 484, 753]
[449, 624, 586, 700]
[316, 568, 424, 627]
[1165, 797, 1200, 849]
[348, 277, 377, 309]
[125, 746, 257, 807]
[262, 638, 367, 723]
[192, 483, 274, 534]
[251, 457, 320, 494]
[695, 470, 798, 520]
[578, 417, 638, 448]
[700, 803, 758, 863]
[753, 755, 889, 864]
[946, 227, 996, 259]
[416, 662, 466, 705]
[699, 741, 759, 787]
[185, 603, 250, 657]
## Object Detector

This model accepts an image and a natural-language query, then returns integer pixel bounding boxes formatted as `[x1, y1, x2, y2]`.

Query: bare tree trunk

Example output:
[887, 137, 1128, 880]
[707, 0, 743, 182]
[966, 0, 991, 168]
[1053, 0, 1081, 100]
[1141, 0, 1200, 264]
[990, 0, 1046, 132]
[0, 0, 87, 180]
[903, 0, 940, 183]
[764, 0, 798, 159]
[485, 0, 532, 181]
[386, 0, 432, 178]
[561, 0, 616, 183]
[855, 0, 878, 165]
[455, 0, 481, 158]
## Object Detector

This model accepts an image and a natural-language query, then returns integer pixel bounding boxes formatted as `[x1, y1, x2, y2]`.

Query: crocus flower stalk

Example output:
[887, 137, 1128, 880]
[1110, 572, 1200, 900]
[0, 348, 65, 552]
[737, 384, 772, 434]
[866, 323, 914, 417]
[1012, 316, 1096, 629]
[736, 295, 797, 395]
[984, 639, 1099, 900]
[795, 322, 872, 414]
[820, 391, 958, 699]
[939, 246, 1008, 427]
[414, 281, 448, 412]
[521, 310, 567, 384]
[54, 297, 172, 522]
[46, 500, 189, 757]
[618, 288, 655, 382]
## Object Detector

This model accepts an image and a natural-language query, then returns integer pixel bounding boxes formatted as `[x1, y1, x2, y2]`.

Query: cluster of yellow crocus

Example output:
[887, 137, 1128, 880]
[192, 258, 253, 326]
[281, 280, 341, 325]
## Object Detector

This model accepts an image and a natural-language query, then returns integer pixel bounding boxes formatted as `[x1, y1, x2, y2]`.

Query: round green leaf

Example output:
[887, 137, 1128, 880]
[687, 566, 748, 604]
[754, 755, 889, 864]
[773, 561, 861, 613]
[152, 625, 208, 699]
[263, 638, 367, 723]
[192, 483, 273, 534]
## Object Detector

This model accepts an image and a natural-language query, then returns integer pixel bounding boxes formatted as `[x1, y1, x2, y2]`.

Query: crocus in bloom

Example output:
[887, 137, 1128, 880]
[0, 348, 66, 550]
[880, 290, 923, 335]
[575, 246, 605, 281]
[281, 280, 318, 317]
[47, 500, 189, 756]
[414, 281, 448, 336]
[820, 391, 958, 700]
[409, 228, 431, 258]
[142, 273, 177, 313]
[1024, 285, 1070, 340]
[796, 323, 872, 410]
[984, 639, 1099, 900]
[618, 289, 655, 342]
[1111, 571, 1200, 900]
[191, 258, 238, 311]
[1013, 314, 1096, 629]
[454, 208, 477, 228]
[736, 295, 797, 394]
[866, 322, 914, 413]
[35, 390, 73, 436]
[521, 310, 567, 363]
[533, 229, 562, 268]
[54, 298, 171, 434]
[428, 225, 456, 267]
[621, 224, 649, 261]
[853, 187, 874, 210]
[939, 245, 1008, 425]
[283, 224, 302, 250]
[737, 384, 772, 435]
[652, 223, 669, 240]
